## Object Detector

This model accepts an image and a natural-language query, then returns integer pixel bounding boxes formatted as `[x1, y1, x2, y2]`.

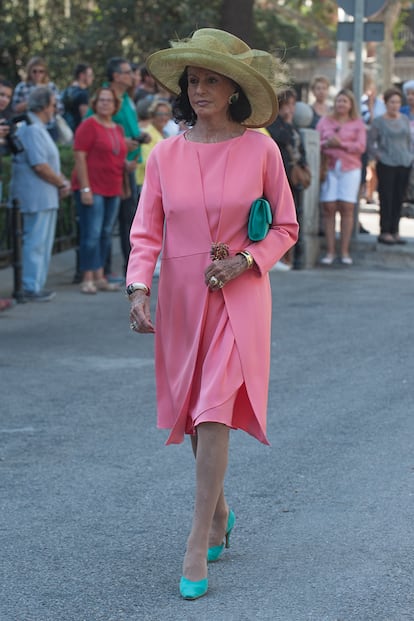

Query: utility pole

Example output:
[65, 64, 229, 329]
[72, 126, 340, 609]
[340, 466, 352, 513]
[353, 0, 365, 107]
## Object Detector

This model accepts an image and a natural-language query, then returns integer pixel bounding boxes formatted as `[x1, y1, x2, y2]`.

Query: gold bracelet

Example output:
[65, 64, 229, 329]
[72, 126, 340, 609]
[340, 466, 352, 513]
[237, 250, 254, 269]
[126, 282, 150, 297]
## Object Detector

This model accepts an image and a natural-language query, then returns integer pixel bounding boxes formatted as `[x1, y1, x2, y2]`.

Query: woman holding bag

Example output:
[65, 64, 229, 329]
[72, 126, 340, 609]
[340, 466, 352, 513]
[126, 29, 298, 599]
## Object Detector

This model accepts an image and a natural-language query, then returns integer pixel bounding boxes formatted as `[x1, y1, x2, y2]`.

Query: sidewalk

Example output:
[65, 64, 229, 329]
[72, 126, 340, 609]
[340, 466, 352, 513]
[0, 238, 124, 299]
[1, 254, 413, 620]
[1, 202, 414, 300]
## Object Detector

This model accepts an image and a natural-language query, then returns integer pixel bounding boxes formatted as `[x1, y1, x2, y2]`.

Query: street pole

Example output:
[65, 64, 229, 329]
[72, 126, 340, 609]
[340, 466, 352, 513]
[352, 0, 364, 236]
[352, 0, 364, 108]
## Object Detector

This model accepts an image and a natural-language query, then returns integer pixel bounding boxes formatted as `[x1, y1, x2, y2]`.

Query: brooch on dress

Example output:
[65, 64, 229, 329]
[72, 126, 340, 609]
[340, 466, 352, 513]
[210, 242, 229, 261]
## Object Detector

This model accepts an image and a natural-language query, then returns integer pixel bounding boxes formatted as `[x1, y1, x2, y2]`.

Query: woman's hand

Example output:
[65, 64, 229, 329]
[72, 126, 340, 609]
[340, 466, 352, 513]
[129, 291, 155, 333]
[327, 134, 341, 148]
[125, 137, 141, 152]
[205, 255, 250, 291]
[124, 159, 137, 173]
[59, 180, 72, 199]
[14, 101, 27, 113]
[80, 190, 93, 206]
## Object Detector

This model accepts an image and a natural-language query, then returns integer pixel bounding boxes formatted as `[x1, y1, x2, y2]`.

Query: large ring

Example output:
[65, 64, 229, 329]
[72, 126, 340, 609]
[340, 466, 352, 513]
[130, 321, 137, 331]
[209, 276, 219, 287]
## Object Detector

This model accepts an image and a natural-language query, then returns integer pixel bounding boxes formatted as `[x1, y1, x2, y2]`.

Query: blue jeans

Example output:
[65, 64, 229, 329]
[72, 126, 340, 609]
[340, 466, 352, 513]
[75, 192, 120, 272]
[22, 209, 57, 293]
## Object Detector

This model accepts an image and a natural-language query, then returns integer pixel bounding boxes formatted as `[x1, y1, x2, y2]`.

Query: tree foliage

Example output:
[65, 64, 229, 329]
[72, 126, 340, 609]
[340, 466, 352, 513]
[0, 1, 409, 90]
[0, 0, 221, 85]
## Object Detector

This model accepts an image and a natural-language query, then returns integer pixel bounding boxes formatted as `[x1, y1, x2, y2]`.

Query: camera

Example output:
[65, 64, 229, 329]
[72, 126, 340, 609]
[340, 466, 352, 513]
[131, 134, 149, 145]
[0, 113, 30, 154]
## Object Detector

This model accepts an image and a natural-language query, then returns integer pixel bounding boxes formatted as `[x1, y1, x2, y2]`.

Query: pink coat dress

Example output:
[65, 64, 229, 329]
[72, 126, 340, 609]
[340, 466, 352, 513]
[127, 129, 298, 445]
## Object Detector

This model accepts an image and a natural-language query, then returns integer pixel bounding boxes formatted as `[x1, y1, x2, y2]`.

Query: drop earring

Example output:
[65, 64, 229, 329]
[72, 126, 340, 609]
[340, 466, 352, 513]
[228, 92, 239, 105]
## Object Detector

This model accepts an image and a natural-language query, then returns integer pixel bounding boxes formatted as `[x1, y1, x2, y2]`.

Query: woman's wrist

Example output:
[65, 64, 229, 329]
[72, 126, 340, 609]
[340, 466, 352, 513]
[237, 250, 254, 269]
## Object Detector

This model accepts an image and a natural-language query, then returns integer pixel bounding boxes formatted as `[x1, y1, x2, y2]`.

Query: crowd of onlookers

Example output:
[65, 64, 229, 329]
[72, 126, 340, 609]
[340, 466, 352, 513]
[0, 55, 414, 311]
[0, 55, 180, 308]
[270, 74, 414, 269]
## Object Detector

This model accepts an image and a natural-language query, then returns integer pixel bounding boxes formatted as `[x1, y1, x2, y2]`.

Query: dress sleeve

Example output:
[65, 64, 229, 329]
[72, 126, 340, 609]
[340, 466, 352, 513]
[127, 148, 165, 287]
[316, 117, 332, 150]
[244, 139, 299, 274]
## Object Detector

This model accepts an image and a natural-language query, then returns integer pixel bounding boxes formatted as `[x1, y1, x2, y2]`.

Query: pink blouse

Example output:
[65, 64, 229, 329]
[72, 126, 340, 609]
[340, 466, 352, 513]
[316, 116, 367, 171]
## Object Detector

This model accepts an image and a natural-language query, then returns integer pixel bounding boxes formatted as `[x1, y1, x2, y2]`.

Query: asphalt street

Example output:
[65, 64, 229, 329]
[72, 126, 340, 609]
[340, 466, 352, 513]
[0, 249, 413, 621]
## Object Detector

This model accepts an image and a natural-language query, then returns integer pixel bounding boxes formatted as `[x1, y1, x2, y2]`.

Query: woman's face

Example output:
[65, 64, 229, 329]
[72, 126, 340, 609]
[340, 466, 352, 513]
[385, 94, 402, 116]
[186, 66, 237, 122]
[0, 85, 12, 113]
[334, 94, 352, 117]
[95, 89, 116, 118]
[30, 65, 47, 85]
[152, 104, 171, 133]
[279, 98, 295, 123]
[312, 81, 328, 103]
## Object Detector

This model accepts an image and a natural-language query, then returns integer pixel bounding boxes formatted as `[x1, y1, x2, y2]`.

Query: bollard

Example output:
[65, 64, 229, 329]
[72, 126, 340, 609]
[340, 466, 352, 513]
[11, 198, 25, 302]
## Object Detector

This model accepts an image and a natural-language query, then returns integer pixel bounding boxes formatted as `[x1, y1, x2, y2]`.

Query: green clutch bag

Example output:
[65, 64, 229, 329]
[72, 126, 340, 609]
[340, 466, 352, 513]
[247, 197, 272, 242]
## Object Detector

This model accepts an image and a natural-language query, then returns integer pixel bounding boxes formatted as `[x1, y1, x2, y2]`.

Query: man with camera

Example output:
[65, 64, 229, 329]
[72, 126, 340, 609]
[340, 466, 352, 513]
[0, 79, 14, 198]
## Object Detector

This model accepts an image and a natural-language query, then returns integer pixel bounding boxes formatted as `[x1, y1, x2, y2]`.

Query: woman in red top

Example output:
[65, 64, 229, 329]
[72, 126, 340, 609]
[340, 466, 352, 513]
[72, 86, 128, 293]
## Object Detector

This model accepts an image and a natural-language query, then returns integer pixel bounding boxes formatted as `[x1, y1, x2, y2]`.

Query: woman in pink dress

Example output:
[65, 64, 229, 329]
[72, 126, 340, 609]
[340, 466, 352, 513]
[126, 29, 298, 599]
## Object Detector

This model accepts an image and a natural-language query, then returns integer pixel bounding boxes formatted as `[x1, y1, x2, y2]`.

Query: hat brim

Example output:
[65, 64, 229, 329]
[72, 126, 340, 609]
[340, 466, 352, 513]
[146, 48, 278, 128]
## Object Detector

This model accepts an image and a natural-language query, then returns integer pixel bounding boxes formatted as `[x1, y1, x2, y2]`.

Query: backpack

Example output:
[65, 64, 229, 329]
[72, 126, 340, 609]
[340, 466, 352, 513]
[61, 85, 79, 131]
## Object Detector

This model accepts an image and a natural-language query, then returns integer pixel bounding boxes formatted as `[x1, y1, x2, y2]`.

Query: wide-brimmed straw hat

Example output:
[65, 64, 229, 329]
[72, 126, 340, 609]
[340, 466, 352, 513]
[146, 28, 282, 128]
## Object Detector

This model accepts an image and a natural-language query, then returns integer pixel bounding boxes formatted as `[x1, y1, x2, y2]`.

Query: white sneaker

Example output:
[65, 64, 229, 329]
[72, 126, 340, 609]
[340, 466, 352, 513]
[341, 256, 353, 265]
[320, 255, 335, 265]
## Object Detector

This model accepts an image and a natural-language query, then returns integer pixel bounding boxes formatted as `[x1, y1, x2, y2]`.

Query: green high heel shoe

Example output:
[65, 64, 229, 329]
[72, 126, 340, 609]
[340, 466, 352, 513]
[179, 576, 208, 600]
[207, 509, 236, 562]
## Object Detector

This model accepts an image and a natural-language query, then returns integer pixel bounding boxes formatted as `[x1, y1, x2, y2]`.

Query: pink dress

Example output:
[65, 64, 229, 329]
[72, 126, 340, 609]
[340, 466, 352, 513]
[127, 130, 298, 445]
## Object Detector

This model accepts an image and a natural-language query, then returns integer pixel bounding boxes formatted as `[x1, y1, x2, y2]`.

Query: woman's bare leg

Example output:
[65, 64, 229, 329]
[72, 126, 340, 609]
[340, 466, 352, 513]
[183, 422, 230, 581]
[338, 200, 355, 257]
[322, 201, 337, 257]
[190, 432, 229, 548]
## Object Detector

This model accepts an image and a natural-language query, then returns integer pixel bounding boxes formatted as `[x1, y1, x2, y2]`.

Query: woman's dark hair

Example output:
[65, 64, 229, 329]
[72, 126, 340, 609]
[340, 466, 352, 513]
[0, 78, 13, 90]
[277, 88, 296, 108]
[383, 87, 402, 103]
[172, 68, 252, 126]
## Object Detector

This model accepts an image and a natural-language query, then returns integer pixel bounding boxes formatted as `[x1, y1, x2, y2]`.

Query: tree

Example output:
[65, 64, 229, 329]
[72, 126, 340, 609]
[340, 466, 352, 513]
[221, 0, 255, 43]
[375, 0, 404, 88]
[0, 0, 222, 86]
[254, 0, 337, 57]
[1, 0, 406, 92]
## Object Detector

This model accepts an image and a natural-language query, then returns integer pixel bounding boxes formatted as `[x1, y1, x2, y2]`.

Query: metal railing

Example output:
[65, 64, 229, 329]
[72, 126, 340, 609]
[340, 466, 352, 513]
[0, 197, 78, 301]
